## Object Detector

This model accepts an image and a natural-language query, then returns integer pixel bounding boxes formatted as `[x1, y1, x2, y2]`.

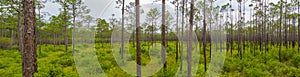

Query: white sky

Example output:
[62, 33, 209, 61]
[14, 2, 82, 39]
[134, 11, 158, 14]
[41, 0, 284, 22]
[42, 0, 156, 20]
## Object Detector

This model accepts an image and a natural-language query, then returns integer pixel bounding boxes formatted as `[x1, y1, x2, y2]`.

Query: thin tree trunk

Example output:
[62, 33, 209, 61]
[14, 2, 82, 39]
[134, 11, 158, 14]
[17, 0, 24, 53]
[161, 0, 167, 70]
[64, 2, 68, 51]
[298, 0, 300, 53]
[188, 0, 194, 76]
[284, 0, 288, 49]
[265, 0, 269, 52]
[133, 31, 135, 47]
[180, 0, 185, 71]
[121, 0, 125, 59]
[53, 33, 55, 47]
[175, 1, 179, 62]
[230, 0, 233, 56]
[152, 22, 154, 45]
[250, 7, 253, 54]
[1, 23, 3, 38]
[292, 15, 296, 48]
[10, 29, 14, 50]
[135, 0, 141, 76]
[259, 1, 262, 52]
[37, 3, 42, 52]
[279, 0, 283, 62]
[209, 0, 212, 60]
[72, 3, 76, 53]
[261, 0, 264, 54]
[203, 0, 207, 72]
[238, 0, 242, 59]
[242, 1, 246, 54]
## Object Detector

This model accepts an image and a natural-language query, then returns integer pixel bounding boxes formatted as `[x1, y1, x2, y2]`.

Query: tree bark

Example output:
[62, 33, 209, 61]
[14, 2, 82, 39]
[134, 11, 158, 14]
[298, 0, 300, 53]
[175, 1, 179, 62]
[121, 0, 125, 59]
[279, 0, 283, 62]
[284, 0, 288, 49]
[188, 0, 194, 76]
[17, 0, 24, 53]
[230, 0, 233, 56]
[180, 0, 185, 72]
[10, 29, 14, 50]
[22, 0, 37, 76]
[203, 0, 207, 72]
[72, 2, 77, 53]
[64, 2, 68, 51]
[161, 0, 167, 70]
[238, 0, 242, 60]
[135, 0, 141, 76]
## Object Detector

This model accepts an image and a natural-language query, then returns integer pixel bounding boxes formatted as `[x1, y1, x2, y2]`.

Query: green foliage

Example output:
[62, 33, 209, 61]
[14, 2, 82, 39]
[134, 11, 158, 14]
[244, 68, 271, 77]
[291, 55, 300, 68]
[1, 42, 300, 77]
[0, 38, 11, 49]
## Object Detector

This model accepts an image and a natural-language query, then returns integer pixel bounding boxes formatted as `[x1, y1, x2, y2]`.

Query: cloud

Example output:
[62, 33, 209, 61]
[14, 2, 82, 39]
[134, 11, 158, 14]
[41, 0, 281, 22]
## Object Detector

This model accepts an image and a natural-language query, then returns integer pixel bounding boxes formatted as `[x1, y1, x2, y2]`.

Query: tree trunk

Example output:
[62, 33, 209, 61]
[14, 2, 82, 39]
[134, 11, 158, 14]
[292, 16, 296, 48]
[209, 1, 212, 59]
[265, 0, 269, 52]
[17, 1, 24, 53]
[279, 0, 283, 62]
[64, 23, 68, 51]
[230, 0, 233, 56]
[161, 0, 167, 70]
[133, 31, 135, 47]
[180, 0, 185, 72]
[64, 3, 68, 51]
[284, 0, 288, 49]
[203, 0, 207, 72]
[188, 0, 194, 76]
[298, 0, 300, 53]
[37, 4, 42, 52]
[250, 7, 253, 54]
[22, 0, 37, 76]
[72, 3, 76, 53]
[242, 0, 246, 53]
[175, 1, 179, 62]
[238, 0, 242, 59]
[121, 0, 125, 59]
[152, 22, 154, 45]
[135, 0, 141, 76]
[10, 27, 14, 50]
[53, 32, 57, 48]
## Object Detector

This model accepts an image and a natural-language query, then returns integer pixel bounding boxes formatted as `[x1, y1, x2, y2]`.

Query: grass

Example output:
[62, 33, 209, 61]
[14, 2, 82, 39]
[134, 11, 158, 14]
[0, 42, 300, 77]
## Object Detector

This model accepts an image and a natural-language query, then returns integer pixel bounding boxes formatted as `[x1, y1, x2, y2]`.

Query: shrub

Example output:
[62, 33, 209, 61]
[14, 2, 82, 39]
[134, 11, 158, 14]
[291, 55, 300, 68]
[0, 38, 11, 49]
[0, 61, 7, 69]
[57, 56, 74, 67]
[244, 68, 271, 77]
[35, 64, 64, 77]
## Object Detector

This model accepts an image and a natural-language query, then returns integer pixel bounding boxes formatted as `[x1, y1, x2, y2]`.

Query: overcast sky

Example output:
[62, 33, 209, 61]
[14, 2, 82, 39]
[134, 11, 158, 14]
[42, 0, 156, 20]
[41, 0, 283, 23]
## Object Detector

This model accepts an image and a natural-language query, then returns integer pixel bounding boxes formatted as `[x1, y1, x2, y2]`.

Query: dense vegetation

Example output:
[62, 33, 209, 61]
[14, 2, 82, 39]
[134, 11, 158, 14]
[1, 43, 300, 77]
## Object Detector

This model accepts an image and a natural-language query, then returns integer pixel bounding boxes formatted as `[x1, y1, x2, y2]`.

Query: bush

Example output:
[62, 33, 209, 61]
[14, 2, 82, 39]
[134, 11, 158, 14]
[0, 38, 11, 49]
[0, 61, 7, 69]
[291, 55, 300, 68]
[281, 48, 295, 61]
[57, 56, 74, 67]
[244, 68, 271, 77]
[35, 64, 65, 77]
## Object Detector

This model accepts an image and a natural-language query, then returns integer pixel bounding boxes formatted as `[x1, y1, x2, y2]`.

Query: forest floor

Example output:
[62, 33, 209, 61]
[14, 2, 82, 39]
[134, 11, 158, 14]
[0, 42, 300, 77]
